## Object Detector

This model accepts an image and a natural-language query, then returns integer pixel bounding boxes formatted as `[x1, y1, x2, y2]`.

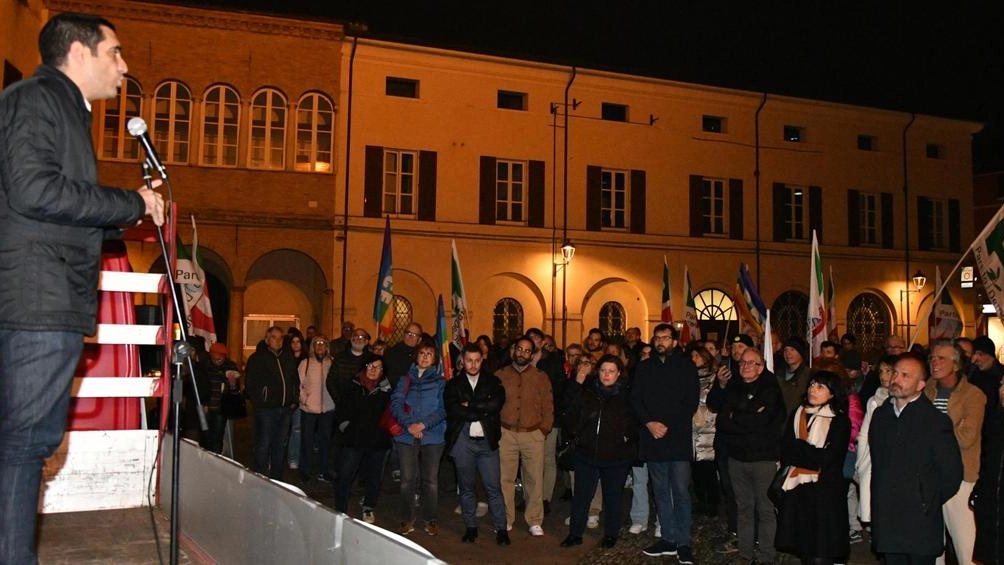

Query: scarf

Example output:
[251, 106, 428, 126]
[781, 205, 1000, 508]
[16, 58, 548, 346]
[781, 403, 835, 491]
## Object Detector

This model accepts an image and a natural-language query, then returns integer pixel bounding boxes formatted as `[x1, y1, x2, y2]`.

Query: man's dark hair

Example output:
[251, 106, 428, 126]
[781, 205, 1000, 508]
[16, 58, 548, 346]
[652, 323, 678, 339]
[525, 327, 545, 339]
[820, 340, 838, 351]
[840, 333, 856, 345]
[462, 342, 482, 356]
[39, 12, 116, 68]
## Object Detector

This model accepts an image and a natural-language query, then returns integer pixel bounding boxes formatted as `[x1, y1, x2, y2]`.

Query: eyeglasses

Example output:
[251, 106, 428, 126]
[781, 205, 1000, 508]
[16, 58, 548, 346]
[515, 346, 533, 354]
[739, 360, 762, 367]
[351, 335, 370, 341]
[366, 363, 383, 370]
[405, 331, 420, 337]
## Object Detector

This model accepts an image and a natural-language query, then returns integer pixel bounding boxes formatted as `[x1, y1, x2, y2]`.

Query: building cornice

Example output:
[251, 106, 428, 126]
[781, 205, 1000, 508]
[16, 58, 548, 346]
[45, 0, 343, 41]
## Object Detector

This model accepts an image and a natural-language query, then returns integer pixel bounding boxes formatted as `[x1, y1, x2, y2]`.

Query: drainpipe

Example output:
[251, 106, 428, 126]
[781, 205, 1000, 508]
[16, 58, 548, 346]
[339, 36, 358, 329]
[561, 66, 576, 348]
[902, 113, 916, 335]
[754, 93, 767, 289]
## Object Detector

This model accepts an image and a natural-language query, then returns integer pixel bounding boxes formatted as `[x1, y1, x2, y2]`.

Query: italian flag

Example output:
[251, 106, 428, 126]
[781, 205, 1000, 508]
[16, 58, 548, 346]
[175, 215, 217, 348]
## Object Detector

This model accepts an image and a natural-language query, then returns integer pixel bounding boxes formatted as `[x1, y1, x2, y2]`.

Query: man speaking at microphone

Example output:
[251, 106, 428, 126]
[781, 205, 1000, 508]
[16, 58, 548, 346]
[0, 12, 164, 563]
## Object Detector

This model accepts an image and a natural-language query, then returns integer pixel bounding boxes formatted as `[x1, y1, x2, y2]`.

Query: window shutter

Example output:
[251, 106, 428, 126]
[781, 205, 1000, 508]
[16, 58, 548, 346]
[729, 178, 743, 240]
[772, 182, 786, 242]
[528, 160, 546, 228]
[417, 150, 437, 221]
[917, 196, 932, 251]
[847, 189, 860, 247]
[586, 165, 601, 232]
[689, 175, 703, 237]
[630, 169, 646, 234]
[949, 198, 961, 252]
[881, 192, 894, 248]
[363, 145, 383, 218]
[479, 156, 496, 225]
[809, 185, 823, 243]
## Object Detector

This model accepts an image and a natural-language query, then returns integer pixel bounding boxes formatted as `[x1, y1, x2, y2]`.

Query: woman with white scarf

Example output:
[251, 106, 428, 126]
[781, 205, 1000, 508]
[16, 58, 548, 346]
[775, 370, 852, 565]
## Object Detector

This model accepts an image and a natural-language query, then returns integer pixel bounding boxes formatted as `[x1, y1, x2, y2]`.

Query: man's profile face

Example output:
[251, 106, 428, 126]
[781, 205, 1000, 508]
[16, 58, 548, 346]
[79, 26, 127, 101]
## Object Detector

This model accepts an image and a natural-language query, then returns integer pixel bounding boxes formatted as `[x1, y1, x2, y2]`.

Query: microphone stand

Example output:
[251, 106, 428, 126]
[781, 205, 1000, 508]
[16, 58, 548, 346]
[140, 160, 207, 565]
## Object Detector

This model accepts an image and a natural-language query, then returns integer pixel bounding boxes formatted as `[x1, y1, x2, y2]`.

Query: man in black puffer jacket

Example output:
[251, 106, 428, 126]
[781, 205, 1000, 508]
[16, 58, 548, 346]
[707, 347, 786, 565]
[245, 326, 299, 479]
[0, 12, 163, 563]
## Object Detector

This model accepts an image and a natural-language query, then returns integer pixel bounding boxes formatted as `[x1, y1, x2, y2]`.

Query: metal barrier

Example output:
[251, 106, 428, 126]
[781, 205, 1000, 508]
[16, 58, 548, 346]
[161, 436, 448, 565]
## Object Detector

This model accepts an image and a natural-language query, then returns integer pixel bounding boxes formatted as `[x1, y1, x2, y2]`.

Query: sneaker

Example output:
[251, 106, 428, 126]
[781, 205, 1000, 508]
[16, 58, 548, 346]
[317, 473, 334, 483]
[528, 524, 544, 537]
[678, 545, 695, 565]
[643, 540, 678, 557]
[629, 523, 647, 534]
[654, 524, 661, 538]
[625, 475, 634, 489]
[454, 504, 462, 515]
[424, 521, 439, 536]
[849, 529, 863, 544]
[398, 522, 414, 535]
[289, 462, 299, 470]
[476, 502, 489, 517]
[392, 470, 401, 482]
[362, 508, 375, 524]
[586, 515, 600, 529]
[564, 516, 571, 526]
[716, 538, 739, 554]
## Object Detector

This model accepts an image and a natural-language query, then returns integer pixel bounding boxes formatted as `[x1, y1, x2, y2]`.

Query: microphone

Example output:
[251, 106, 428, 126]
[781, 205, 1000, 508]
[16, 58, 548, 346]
[127, 117, 168, 179]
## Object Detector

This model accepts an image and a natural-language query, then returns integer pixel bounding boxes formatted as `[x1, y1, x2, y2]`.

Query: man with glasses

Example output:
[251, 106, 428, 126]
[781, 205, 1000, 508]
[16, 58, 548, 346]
[633, 324, 700, 563]
[386, 322, 423, 388]
[327, 328, 370, 390]
[707, 348, 785, 565]
[497, 336, 553, 536]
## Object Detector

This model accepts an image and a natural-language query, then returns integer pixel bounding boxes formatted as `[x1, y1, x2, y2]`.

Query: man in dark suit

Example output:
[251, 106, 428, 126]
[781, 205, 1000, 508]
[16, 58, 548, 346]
[869, 352, 963, 565]
[445, 343, 510, 546]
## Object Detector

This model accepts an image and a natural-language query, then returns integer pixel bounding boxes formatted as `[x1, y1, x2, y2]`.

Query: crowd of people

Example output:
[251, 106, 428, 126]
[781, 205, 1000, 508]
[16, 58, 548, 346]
[181, 318, 1004, 565]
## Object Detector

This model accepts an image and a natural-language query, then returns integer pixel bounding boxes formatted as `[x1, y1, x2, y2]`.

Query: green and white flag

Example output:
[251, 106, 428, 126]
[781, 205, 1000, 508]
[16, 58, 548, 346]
[972, 204, 1004, 320]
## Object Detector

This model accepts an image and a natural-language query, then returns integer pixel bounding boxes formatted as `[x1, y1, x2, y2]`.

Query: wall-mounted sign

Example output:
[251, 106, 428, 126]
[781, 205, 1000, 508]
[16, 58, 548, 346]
[961, 266, 974, 289]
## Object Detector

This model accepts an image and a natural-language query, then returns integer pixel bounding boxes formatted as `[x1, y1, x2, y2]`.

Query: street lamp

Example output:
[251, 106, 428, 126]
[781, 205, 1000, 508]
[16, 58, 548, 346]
[555, 240, 575, 348]
[900, 269, 927, 336]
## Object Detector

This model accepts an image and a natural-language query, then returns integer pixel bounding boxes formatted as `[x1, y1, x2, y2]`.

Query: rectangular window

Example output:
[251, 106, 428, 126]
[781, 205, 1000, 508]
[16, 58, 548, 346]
[926, 143, 944, 159]
[857, 135, 875, 151]
[600, 169, 628, 229]
[383, 149, 418, 215]
[928, 198, 948, 249]
[601, 102, 628, 122]
[702, 115, 726, 133]
[701, 177, 727, 235]
[497, 90, 527, 111]
[859, 192, 880, 245]
[783, 125, 804, 143]
[386, 77, 419, 98]
[495, 160, 526, 223]
[243, 315, 299, 353]
[783, 185, 808, 240]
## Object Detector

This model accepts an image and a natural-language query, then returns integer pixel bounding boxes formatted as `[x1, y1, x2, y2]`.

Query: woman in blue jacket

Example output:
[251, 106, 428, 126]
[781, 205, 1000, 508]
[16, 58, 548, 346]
[391, 341, 447, 536]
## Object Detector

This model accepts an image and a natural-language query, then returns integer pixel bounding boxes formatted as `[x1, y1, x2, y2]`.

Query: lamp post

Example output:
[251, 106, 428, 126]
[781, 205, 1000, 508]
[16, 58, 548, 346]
[554, 239, 575, 348]
[900, 269, 928, 336]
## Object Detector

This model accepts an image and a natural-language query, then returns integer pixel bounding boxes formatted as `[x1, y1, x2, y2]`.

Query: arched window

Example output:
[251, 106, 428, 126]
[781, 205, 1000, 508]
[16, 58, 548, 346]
[492, 298, 524, 345]
[847, 292, 893, 357]
[694, 289, 736, 321]
[98, 76, 142, 160]
[599, 301, 626, 341]
[295, 92, 334, 173]
[201, 84, 240, 167]
[387, 295, 413, 346]
[771, 290, 808, 341]
[153, 81, 191, 164]
[249, 88, 287, 169]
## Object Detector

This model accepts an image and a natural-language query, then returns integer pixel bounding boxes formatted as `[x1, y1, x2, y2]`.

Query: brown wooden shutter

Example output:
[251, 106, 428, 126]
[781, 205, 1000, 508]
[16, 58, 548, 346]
[630, 169, 646, 234]
[586, 165, 601, 232]
[689, 175, 703, 237]
[773, 182, 787, 242]
[847, 189, 860, 246]
[479, 156, 496, 225]
[363, 146, 383, 218]
[949, 198, 961, 252]
[729, 178, 743, 240]
[528, 160, 546, 228]
[881, 192, 894, 248]
[917, 196, 932, 250]
[809, 185, 823, 242]
[417, 150, 437, 221]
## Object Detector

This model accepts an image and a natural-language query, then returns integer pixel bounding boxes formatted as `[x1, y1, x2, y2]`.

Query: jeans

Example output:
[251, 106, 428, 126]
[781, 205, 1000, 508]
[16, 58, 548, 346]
[569, 453, 631, 538]
[730, 458, 777, 562]
[299, 410, 335, 479]
[451, 433, 507, 530]
[630, 464, 650, 526]
[336, 446, 388, 513]
[253, 406, 293, 480]
[649, 460, 693, 547]
[287, 409, 302, 467]
[397, 441, 445, 523]
[0, 329, 83, 564]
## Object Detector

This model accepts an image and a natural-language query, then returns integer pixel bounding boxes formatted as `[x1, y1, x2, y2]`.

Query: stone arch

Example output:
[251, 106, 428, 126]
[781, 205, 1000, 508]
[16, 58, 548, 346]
[472, 272, 547, 339]
[245, 249, 327, 330]
[579, 277, 649, 341]
[148, 245, 234, 343]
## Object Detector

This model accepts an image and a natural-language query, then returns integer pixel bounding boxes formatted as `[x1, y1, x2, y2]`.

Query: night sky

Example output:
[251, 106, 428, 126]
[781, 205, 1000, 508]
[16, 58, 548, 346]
[148, 1, 1004, 172]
